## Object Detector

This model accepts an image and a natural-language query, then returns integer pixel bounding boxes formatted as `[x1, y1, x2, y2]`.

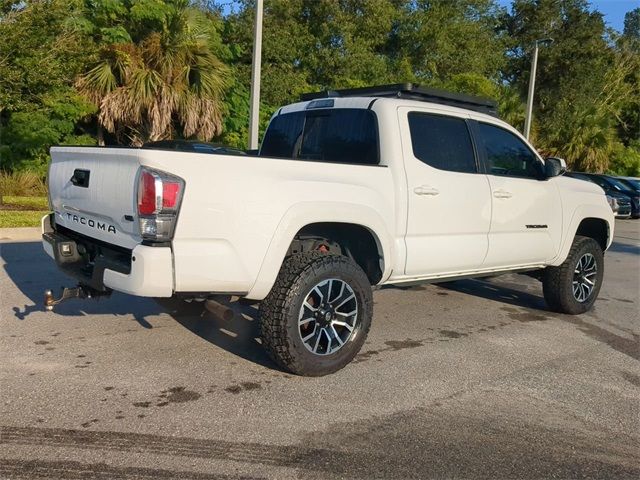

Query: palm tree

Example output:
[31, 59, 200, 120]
[546, 106, 616, 173]
[77, 2, 228, 146]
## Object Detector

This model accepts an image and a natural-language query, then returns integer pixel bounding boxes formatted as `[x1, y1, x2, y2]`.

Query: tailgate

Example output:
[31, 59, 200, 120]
[49, 147, 142, 249]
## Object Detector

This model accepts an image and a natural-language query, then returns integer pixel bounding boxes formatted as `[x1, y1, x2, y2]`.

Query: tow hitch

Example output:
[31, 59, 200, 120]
[44, 284, 112, 311]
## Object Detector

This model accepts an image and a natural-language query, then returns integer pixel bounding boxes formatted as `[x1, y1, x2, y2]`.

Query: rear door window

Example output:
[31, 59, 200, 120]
[260, 109, 379, 165]
[407, 112, 477, 173]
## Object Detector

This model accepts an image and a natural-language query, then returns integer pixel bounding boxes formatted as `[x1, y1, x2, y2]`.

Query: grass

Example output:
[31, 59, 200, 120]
[0, 196, 49, 228]
[3, 195, 49, 209]
[0, 210, 48, 228]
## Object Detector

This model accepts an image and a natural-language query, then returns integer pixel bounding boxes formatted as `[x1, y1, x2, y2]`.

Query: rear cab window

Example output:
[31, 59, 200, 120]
[260, 108, 379, 165]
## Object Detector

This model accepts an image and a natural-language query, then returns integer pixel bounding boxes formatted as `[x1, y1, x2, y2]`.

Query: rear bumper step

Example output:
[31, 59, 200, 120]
[42, 214, 174, 297]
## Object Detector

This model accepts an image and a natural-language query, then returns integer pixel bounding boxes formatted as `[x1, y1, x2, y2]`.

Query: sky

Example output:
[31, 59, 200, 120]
[496, 0, 639, 32]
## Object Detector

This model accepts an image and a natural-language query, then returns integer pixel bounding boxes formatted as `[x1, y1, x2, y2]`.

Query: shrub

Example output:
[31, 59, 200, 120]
[0, 170, 47, 197]
[608, 142, 640, 177]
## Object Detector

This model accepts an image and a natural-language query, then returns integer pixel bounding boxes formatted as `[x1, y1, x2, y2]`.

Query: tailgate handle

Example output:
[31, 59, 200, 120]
[71, 169, 90, 188]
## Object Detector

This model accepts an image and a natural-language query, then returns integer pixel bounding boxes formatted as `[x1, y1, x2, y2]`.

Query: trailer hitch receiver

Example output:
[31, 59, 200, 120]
[44, 285, 111, 311]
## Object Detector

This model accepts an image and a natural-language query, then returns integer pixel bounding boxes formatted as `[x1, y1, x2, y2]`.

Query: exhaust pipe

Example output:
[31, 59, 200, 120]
[204, 298, 234, 321]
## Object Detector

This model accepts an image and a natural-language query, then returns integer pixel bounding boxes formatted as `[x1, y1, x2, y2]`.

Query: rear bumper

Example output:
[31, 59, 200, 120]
[42, 214, 173, 297]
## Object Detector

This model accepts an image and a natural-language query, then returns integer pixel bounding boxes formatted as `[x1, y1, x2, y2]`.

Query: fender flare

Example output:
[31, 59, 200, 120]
[245, 201, 394, 300]
[549, 203, 614, 266]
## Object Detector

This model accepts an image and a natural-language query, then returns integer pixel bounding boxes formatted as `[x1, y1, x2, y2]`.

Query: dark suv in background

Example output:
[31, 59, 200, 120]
[617, 177, 640, 194]
[565, 172, 635, 218]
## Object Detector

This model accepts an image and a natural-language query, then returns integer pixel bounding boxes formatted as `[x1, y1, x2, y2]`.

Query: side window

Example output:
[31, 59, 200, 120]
[260, 109, 379, 165]
[260, 112, 305, 158]
[299, 110, 378, 165]
[407, 112, 477, 173]
[478, 123, 543, 179]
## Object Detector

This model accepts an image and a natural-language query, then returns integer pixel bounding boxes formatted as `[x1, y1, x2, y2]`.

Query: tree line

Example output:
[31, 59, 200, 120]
[1, 0, 639, 177]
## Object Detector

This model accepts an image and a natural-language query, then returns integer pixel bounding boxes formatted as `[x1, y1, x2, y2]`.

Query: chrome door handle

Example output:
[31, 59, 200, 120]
[493, 189, 513, 199]
[414, 185, 440, 196]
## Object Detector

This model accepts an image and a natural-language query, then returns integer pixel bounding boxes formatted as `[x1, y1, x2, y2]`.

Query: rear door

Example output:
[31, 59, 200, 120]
[49, 147, 142, 249]
[399, 108, 492, 276]
[473, 121, 561, 267]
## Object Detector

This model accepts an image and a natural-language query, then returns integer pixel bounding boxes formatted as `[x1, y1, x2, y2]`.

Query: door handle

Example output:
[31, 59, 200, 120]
[493, 189, 513, 199]
[414, 185, 440, 196]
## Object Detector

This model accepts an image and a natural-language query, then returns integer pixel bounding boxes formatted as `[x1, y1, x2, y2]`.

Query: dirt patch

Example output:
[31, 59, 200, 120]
[507, 311, 550, 323]
[354, 349, 380, 363]
[614, 298, 634, 304]
[621, 371, 640, 388]
[225, 385, 242, 394]
[385, 339, 423, 350]
[164, 387, 201, 403]
[439, 330, 467, 339]
[240, 382, 261, 391]
[224, 382, 263, 394]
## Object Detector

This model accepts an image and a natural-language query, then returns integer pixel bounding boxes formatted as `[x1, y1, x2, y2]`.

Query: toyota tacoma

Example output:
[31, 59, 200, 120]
[42, 84, 615, 376]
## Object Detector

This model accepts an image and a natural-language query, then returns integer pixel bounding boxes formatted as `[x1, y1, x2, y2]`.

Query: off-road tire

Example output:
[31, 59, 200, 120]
[543, 235, 604, 314]
[259, 252, 373, 376]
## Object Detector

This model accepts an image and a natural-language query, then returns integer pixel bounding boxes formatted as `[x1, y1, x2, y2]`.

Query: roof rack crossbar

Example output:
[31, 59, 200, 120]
[300, 83, 498, 117]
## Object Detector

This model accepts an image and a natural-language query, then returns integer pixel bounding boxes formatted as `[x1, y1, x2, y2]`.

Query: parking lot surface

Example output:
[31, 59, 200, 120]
[1, 221, 639, 479]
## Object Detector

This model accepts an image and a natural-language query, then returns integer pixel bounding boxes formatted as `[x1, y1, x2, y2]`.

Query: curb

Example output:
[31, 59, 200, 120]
[0, 227, 41, 242]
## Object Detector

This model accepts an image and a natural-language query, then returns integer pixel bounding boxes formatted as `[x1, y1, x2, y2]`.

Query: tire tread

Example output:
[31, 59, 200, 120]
[543, 235, 603, 314]
[259, 252, 372, 375]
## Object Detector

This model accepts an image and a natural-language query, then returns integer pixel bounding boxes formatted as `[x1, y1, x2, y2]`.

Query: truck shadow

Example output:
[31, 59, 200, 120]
[160, 297, 279, 371]
[1, 240, 279, 369]
[435, 278, 549, 311]
[0, 240, 163, 326]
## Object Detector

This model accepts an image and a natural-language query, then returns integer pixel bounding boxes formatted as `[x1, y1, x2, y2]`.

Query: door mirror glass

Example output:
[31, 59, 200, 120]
[544, 157, 566, 178]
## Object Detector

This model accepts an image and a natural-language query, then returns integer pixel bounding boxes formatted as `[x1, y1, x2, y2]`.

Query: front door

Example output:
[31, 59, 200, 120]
[474, 121, 561, 268]
[399, 108, 492, 277]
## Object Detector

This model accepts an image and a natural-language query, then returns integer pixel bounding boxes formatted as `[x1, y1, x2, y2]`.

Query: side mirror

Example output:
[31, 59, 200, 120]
[544, 157, 566, 178]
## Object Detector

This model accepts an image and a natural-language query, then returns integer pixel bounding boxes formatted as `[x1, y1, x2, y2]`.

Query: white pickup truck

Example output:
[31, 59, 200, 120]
[43, 84, 614, 376]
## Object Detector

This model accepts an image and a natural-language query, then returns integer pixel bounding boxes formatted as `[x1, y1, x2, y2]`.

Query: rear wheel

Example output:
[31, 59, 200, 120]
[259, 252, 373, 376]
[543, 236, 604, 314]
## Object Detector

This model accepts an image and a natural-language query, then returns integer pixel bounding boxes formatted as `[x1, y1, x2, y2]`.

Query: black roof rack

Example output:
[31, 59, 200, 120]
[300, 83, 498, 117]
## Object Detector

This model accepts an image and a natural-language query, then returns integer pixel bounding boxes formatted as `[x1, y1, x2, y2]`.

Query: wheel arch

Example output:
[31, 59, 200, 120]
[245, 202, 393, 300]
[550, 204, 614, 267]
[289, 222, 385, 285]
[575, 217, 609, 251]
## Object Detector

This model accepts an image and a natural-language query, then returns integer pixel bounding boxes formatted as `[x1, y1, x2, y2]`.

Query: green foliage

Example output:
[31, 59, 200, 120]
[0, 0, 638, 172]
[608, 141, 640, 177]
[624, 8, 640, 41]
[225, 0, 506, 110]
[396, 0, 507, 82]
[0, 0, 97, 173]
[504, 0, 639, 171]
[1, 91, 96, 173]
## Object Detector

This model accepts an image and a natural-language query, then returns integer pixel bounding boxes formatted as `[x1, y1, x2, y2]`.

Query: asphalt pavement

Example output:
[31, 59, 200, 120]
[1, 221, 639, 479]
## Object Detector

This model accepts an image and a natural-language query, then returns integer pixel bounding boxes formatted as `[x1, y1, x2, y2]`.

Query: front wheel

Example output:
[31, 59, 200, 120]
[259, 252, 373, 376]
[542, 236, 604, 314]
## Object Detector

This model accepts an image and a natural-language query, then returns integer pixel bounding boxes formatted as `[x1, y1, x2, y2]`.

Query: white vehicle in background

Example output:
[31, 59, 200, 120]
[43, 84, 614, 376]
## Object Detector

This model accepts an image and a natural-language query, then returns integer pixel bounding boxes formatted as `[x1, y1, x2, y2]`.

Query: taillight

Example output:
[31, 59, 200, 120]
[136, 168, 185, 241]
[138, 171, 157, 215]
